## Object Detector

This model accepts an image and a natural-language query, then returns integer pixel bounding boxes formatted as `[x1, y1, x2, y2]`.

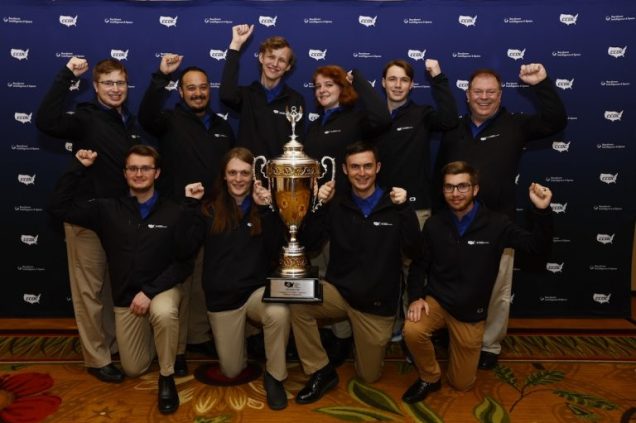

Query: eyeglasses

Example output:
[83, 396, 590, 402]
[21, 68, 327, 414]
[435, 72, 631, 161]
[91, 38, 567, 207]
[125, 166, 156, 174]
[443, 183, 472, 193]
[98, 80, 128, 88]
[226, 170, 252, 177]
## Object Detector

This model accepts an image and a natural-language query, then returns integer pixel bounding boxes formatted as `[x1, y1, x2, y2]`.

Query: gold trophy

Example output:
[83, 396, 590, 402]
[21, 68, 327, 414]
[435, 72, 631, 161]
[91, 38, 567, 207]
[254, 106, 335, 302]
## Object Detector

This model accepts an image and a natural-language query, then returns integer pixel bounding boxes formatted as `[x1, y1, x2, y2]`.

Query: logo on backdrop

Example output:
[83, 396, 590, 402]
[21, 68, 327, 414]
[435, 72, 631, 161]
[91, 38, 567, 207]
[599, 173, 618, 184]
[18, 174, 36, 185]
[596, 143, 626, 150]
[515, 174, 520, 185]
[14, 205, 44, 213]
[69, 80, 80, 91]
[308, 113, 320, 122]
[555, 78, 574, 90]
[593, 204, 622, 212]
[403, 18, 432, 25]
[607, 46, 627, 58]
[3, 17, 33, 24]
[552, 141, 570, 152]
[104, 18, 134, 25]
[358, 16, 377, 27]
[552, 50, 581, 58]
[10, 48, 29, 60]
[550, 203, 567, 214]
[452, 51, 482, 59]
[540, 295, 568, 302]
[407, 49, 426, 61]
[546, 262, 564, 273]
[590, 264, 618, 271]
[11, 144, 40, 151]
[308, 49, 327, 61]
[14, 113, 32, 124]
[59, 15, 78, 27]
[209, 49, 227, 61]
[507, 48, 526, 60]
[605, 15, 635, 22]
[7, 82, 37, 89]
[559, 13, 578, 25]
[592, 293, 611, 304]
[353, 52, 382, 59]
[604, 110, 623, 122]
[23, 294, 41, 304]
[596, 234, 615, 245]
[503, 17, 534, 24]
[545, 176, 574, 183]
[259, 16, 277, 27]
[456, 80, 469, 91]
[458, 15, 477, 27]
[17, 265, 45, 272]
[20, 235, 38, 245]
[159, 16, 177, 27]
[110, 49, 129, 60]
[303, 17, 333, 25]
[601, 80, 630, 87]
[65, 142, 73, 152]
[203, 17, 233, 24]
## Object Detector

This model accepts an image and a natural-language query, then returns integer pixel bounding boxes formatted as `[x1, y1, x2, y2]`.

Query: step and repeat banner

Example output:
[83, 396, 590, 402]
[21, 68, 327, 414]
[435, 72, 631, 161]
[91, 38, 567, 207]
[1, 0, 634, 317]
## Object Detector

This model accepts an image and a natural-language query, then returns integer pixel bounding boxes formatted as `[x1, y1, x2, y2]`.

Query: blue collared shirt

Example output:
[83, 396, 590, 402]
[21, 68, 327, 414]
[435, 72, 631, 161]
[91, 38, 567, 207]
[390, 100, 411, 120]
[353, 186, 384, 218]
[451, 200, 480, 236]
[322, 106, 342, 126]
[264, 83, 283, 104]
[469, 112, 498, 138]
[239, 195, 252, 216]
[138, 190, 159, 220]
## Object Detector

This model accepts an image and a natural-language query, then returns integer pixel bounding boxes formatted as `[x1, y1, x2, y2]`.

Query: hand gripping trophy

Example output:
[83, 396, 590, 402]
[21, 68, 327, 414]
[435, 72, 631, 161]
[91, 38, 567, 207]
[254, 106, 335, 302]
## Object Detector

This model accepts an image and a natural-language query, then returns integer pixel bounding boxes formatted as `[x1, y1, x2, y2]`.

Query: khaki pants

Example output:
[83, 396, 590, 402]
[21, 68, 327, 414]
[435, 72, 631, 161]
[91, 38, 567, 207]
[208, 287, 290, 381]
[403, 296, 484, 391]
[178, 248, 210, 352]
[64, 223, 116, 368]
[114, 286, 182, 377]
[290, 281, 395, 384]
[482, 249, 515, 355]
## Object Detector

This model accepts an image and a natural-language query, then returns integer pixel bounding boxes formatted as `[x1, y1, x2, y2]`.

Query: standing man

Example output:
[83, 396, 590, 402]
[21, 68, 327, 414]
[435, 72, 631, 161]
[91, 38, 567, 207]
[435, 63, 567, 369]
[36, 57, 149, 383]
[378, 58, 458, 228]
[49, 145, 191, 415]
[220, 24, 305, 157]
[138, 54, 236, 374]
[402, 161, 553, 403]
[291, 142, 423, 404]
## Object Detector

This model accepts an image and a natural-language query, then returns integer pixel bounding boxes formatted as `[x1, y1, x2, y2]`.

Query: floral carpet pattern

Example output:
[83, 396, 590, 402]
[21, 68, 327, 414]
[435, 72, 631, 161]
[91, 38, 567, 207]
[0, 334, 635, 422]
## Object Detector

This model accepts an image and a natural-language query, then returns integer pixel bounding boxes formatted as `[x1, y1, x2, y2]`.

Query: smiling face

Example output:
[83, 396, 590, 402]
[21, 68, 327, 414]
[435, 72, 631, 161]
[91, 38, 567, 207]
[382, 65, 413, 105]
[466, 73, 502, 125]
[224, 157, 253, 204]
[259, 47, 292, 85]
[343, 150, 381, 199]
[443, 172, 479, 218]
[93, 70, 128, 111]
[314, 74, 342, 110]
[178, 70, 210, 115]
[124, 153, 159, 195]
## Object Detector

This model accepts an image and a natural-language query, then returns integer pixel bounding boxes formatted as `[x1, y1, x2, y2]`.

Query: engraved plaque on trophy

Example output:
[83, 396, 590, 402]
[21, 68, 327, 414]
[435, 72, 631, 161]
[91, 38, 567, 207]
[254, 106, 335, 303]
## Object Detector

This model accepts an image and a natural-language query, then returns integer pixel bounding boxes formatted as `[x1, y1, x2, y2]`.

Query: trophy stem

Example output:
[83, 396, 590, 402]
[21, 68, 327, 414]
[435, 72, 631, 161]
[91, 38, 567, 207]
[281, 224, 308, 276]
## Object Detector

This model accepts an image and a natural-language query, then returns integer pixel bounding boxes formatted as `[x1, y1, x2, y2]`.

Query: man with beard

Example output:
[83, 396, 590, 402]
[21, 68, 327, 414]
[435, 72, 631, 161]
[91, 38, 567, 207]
[402, 161, 553, 403]
[220, 24, 305, 157]
[434, 64, 566, 370]
[49, 145, 191, 415]
[138, 54, 235, 375]
[36, 57, 149, 384]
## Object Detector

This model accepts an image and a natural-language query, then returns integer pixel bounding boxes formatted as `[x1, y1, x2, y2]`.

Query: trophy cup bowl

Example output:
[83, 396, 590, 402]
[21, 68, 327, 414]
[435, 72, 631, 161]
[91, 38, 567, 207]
[254, 107, 335, 302]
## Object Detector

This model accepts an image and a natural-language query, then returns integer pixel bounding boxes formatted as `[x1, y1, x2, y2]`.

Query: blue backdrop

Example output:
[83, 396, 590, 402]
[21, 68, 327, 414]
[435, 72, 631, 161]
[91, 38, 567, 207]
[1, 0, 634, 317]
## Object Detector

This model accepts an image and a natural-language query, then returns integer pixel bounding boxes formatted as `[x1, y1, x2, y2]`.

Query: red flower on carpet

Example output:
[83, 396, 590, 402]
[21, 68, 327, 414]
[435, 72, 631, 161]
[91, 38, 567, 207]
[0, 372, 61, 423]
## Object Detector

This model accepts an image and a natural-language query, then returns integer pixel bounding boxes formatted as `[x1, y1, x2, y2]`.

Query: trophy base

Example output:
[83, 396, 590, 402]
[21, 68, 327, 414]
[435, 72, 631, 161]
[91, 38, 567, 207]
[262, 266, 322, 303]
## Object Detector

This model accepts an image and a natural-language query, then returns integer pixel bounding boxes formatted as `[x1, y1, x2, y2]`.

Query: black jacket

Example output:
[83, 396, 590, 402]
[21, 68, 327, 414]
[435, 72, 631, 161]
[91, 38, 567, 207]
[435, 78, 567, 218]
[376, 73, 459, 210]
[220, 49, 305, 157]
[48, 160, 192, 307]
[138, 71, 235, 200]
[176, 198, 285, 312]
[301, 190, 423, 316]
[36, 66, 148, 199]
[409, 204, 553, 322]
[304, 69, 391, 190]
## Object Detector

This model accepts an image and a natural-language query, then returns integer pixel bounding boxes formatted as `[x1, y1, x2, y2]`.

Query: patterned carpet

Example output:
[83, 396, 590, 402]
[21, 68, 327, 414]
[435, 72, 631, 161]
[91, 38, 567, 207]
[1, 334, 635, 423]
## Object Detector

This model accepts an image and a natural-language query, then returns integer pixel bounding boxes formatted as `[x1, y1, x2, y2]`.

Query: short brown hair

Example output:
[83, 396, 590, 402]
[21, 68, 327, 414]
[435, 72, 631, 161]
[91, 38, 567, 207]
[467, 68, 502, 90]
[382, 59, 414, 80]
[125, 144, 160, 169]
[441, 161, 479, 185]
[259, 36, 296, 70]
[313, 65, 358, 107]
[344, 141, 378, 162]
[93, 58, 128, 83]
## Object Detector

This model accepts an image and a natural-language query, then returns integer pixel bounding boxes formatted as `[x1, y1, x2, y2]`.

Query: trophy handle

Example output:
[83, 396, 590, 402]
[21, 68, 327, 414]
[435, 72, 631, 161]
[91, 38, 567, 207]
[312, 156, 336, 212]
[253, 155, 275, 211]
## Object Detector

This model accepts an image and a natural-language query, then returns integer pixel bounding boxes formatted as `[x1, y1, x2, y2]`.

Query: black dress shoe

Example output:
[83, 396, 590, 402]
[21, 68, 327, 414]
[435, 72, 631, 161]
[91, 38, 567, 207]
[87, 363, 124, 383]
[158, 375, 179, 415]
[478, 351, 499, 370]
[174, 354, 188, 377]
[402, 378, 441, 404]
[263, 371, 288, 410]
[296, 364, 339, 404]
